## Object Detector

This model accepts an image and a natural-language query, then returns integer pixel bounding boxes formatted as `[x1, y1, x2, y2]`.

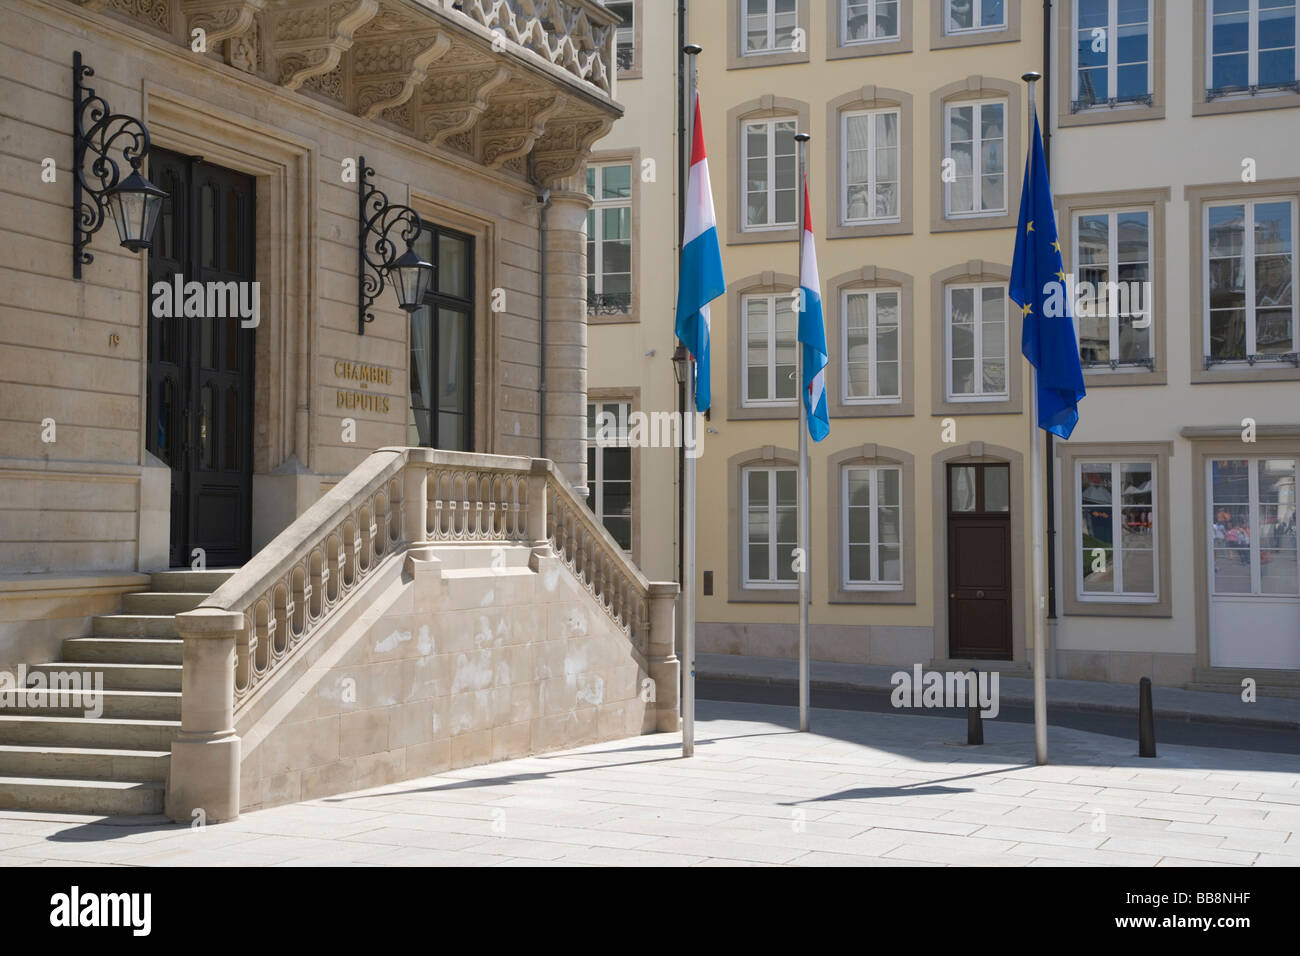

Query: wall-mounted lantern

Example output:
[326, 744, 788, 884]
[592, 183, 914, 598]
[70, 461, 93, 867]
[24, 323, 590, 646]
[672, 343, 689, 386]
[357, 157, 434, 335]
[72, 51, 167, 279]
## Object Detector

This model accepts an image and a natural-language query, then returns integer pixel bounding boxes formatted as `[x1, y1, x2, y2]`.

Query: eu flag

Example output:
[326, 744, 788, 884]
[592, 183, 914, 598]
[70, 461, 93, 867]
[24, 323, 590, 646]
[1011, 113, 1086, 439]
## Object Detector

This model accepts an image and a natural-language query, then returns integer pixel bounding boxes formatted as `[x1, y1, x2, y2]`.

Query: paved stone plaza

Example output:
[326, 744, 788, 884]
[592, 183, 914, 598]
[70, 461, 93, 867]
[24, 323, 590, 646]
[0, 700, 1298, 867]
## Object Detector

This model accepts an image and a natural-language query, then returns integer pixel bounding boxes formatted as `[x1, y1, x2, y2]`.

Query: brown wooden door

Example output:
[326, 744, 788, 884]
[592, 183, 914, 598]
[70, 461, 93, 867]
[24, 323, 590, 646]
[947, 463, 1012, 659]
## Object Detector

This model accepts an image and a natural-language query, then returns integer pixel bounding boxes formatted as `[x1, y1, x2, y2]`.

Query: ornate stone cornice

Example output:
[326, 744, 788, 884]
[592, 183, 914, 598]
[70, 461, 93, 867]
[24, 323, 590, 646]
[61, 0, 619, 184]
[352, 32, 453, 119]
[530, 108, 614, 183]
[414, 64, 512, 148]
[478, 87, 567, 169]
[270, 0, 379, 91]
[183, 0, 265, 46]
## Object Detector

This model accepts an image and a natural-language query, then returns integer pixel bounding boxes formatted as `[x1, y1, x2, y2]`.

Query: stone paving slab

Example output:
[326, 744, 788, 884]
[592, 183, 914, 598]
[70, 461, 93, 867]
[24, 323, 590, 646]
[698, 653, 1300, 730]
[0, 699, 1298, 866]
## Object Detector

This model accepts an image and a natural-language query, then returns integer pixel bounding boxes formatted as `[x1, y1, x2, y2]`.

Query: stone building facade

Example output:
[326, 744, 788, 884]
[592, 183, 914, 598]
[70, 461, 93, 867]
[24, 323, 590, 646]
[0, 0, 623, 672]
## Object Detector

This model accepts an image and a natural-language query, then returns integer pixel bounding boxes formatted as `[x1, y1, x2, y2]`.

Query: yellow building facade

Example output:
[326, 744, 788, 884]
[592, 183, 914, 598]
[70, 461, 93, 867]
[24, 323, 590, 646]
[687, 0, 1044, 672]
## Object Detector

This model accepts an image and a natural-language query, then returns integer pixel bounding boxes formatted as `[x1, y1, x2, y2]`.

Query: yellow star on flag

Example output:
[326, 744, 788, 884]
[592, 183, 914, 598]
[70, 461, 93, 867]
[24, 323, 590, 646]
[1026, 220, 1034, 232]
[1051, 239, 1062, 253]
[1021, 303, 1033, 317]
[1055, 269, 1067, 281]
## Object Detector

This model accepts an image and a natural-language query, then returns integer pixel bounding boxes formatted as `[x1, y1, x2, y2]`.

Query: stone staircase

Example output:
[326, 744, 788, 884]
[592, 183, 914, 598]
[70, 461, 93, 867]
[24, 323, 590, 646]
[0, 569, 235, 816]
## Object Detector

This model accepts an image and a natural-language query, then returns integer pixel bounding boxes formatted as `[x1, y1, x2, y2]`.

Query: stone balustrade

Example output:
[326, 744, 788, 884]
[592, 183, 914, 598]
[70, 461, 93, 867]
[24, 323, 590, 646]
[168, 447, 678, 822]
[458, 0, 618, 96]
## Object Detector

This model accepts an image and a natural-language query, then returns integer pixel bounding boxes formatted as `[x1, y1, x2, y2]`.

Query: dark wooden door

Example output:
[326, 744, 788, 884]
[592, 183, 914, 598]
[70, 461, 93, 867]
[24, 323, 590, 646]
[947, 463, 1012, 659]
[146, 150, 255, 568]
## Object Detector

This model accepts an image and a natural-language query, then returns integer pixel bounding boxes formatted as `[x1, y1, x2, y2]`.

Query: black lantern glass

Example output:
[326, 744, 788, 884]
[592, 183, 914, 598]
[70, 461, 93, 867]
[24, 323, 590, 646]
[105, 169, 168, 252]
[389, 245, 434, 312]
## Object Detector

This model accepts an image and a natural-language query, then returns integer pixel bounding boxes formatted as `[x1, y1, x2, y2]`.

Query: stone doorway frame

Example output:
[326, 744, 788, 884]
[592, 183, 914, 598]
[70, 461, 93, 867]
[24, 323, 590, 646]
[140, 84, 317, 482]
[140, 85, 317, 551]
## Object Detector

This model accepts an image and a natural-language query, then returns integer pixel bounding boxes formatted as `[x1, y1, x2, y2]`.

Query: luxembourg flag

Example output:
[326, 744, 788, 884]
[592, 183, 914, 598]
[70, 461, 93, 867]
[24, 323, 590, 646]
[798, 178, 829, 441]
[675, 92, 726, 413]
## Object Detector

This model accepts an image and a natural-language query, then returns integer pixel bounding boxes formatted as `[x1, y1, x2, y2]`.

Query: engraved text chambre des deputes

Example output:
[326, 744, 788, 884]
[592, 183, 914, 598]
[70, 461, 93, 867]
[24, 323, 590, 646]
[334, 360, 392, 414]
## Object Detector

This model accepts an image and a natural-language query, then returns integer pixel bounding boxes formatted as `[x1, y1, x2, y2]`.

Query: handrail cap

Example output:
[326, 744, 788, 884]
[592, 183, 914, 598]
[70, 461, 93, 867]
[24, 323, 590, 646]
[175, 607, 247, 637]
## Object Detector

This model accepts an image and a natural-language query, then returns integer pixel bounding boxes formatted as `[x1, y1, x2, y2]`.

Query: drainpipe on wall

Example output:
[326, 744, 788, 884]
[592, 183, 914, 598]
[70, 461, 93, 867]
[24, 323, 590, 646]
[528, 152, 552, 460]
[1042, 0, 1059, 678]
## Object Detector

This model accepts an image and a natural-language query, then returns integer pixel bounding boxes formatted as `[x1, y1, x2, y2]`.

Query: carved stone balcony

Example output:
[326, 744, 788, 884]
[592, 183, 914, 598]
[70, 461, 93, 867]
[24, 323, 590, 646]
[70, 0, 622, 184]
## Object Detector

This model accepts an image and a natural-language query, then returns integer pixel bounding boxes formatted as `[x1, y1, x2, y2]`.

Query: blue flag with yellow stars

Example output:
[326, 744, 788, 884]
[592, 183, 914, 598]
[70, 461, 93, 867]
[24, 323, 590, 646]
[1010, 112, 1086, 439]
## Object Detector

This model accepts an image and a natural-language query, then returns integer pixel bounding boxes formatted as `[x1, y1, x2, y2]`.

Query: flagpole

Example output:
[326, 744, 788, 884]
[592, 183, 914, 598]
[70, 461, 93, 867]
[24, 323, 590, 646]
[795, 131, 811, 733]
[1023, 70, 1049, 766]
[681, 42, 702, 759]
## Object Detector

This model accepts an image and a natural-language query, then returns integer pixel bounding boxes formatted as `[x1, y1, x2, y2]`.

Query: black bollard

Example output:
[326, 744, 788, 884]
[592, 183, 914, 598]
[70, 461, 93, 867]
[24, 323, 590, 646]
[1138, 676, 1156, 757]
[966, 669, 983, 745]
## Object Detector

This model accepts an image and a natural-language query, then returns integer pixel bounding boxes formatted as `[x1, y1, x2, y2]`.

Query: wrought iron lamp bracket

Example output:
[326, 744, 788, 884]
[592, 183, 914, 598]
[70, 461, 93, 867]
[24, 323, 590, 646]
[357, 156, 427, 335]
[73, 50, 157, 279]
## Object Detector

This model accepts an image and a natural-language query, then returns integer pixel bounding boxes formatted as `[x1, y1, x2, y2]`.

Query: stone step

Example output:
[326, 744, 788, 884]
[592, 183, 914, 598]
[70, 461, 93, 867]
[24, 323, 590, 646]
[27, 661, 181, 692]
[0, 715, 179, 751]
[149, 569, 237, 593]
[121, 591, 209, 615]
[61, 637, 183, 666]
[92, 614, 178, 638]
[0, 775, 164, 815]
[0, 745, 169, 782]
[0, 689, 181, 720]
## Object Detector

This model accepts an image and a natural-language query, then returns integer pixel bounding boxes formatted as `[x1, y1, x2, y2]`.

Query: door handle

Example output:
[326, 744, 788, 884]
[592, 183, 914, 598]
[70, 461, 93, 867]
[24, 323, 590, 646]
[976, 589, 985, 598]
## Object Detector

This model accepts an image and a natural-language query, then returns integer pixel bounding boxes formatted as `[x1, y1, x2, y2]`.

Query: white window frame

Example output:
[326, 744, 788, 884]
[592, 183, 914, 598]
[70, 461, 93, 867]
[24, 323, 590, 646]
[1206, 457, 1300, 597]
[587, 400, 633, 553]
[841, 108, 902, 225]
[1071, 207, 1154, 368]
[1202, 197, 1299, 363]
[1206, 0, 1300, 93]
[841, 288, 902, 404]
[1075, 459, 1159, 603]
[842, 0, 900, 44]
[742, 293, 798, 407]
[743, 0, 799, 55]
[742, 117, 798, 231]
[743, 466, 798, 587]
[842, 465, 904, 589]
[945, 0, 1006, 35]
[585, 162, 633, 313]
[1072, 0, 1154, 107]
[945, 282, 1009, 401]
[943, 98, 1008, 219]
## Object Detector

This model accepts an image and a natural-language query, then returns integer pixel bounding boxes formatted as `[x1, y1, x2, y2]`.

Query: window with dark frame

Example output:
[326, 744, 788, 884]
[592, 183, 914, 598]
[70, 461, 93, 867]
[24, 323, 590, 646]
[586, 401, 633, 551]
[408, 223, 474, 452]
